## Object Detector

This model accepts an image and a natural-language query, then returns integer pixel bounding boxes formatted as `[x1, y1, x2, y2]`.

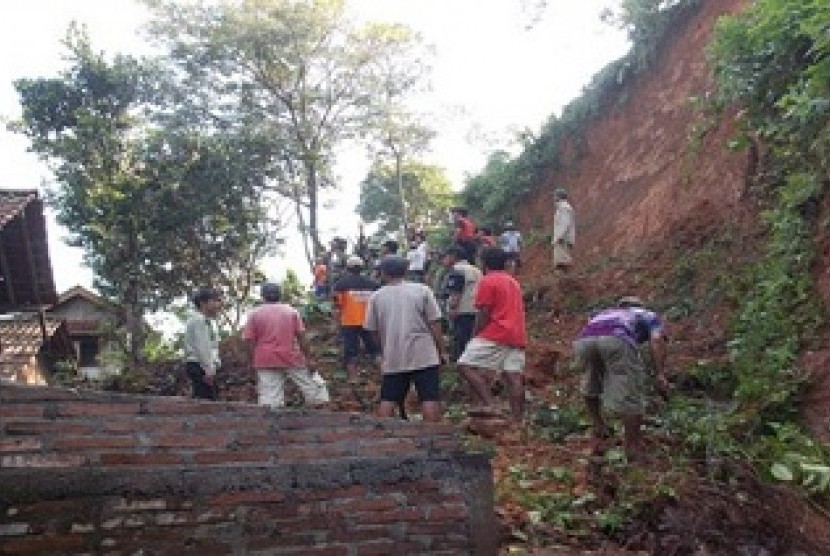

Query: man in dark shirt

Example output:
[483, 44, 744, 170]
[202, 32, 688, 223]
[333, 256, 380, 382]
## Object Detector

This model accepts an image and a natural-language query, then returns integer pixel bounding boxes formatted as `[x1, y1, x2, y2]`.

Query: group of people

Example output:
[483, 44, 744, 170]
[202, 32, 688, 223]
[184, 187, 669, 462]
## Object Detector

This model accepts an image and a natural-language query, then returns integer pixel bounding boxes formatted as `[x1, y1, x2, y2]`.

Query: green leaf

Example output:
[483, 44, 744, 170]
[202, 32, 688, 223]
[770, 462, 794, 481]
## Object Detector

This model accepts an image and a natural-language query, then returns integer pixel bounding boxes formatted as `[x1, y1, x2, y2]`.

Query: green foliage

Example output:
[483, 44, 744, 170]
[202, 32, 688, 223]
[280, 269, 306, 306]
[357, 161, 455, 234]
[461, 1, 703, 224]
[144, 0, 430, 262]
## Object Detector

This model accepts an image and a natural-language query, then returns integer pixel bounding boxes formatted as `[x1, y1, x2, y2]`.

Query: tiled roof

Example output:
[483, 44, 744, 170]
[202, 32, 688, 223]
[0, 190, 37, 231]
[0, 313, 67, 379]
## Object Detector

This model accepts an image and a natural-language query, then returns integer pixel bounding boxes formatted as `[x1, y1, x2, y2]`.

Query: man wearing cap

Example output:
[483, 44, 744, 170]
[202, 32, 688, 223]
[333, 256, 381, 382]
[552, 188, 576, 270]
[364, 256, 448, 422]
[243, 283, 329, 409]
[573, 296, 668, 462]
[442, 246, 482, 361]
[500, 221, 523, 272]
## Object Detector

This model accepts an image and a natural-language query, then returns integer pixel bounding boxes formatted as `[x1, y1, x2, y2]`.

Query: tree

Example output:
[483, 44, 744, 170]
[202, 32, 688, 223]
[357, 161, 455, 235]
[143, 0, 430, 265]
[12, 27, 281, 360]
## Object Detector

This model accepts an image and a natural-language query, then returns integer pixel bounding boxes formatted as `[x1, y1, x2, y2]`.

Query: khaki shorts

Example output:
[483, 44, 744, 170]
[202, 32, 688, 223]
[553, 243, 573, 266]
[458, 337, 525, 373]
[574, 336, 645, 415]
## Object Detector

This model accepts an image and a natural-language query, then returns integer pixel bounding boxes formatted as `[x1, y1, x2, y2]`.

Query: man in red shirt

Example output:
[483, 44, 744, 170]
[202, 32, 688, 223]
[451, 207, 477, 263]
[243, 283, 329, 408]
[457, 247, 527, 422]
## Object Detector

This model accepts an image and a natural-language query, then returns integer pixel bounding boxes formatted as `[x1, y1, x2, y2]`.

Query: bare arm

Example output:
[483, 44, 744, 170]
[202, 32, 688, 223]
[429, 320, 447, 364]
[473, 306, 491, 336]
[447, 292, 461, 319]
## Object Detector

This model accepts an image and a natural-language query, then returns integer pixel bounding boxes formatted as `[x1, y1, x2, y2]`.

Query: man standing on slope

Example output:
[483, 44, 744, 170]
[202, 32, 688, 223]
[500, 220, 523, 272]
[364, 256, 448, 422]
[573, 296, 668, 462]
[332, 255, 380, 383]
[244, 283, 329, 409]
[552, 188, 576, 271]
[457, 247, 528, 423]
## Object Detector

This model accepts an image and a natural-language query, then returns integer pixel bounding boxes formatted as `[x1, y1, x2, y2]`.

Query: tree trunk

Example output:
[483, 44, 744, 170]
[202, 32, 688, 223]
[395, 150, 409, 240]
[306, 161, 324, 259]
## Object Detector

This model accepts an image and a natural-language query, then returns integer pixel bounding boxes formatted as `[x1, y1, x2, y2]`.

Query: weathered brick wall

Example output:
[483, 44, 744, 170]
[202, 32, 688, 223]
[0, 384, 496, 555]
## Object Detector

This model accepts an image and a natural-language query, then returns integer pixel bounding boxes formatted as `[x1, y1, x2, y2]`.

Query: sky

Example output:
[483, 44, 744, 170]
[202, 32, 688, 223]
[0, 0, 629, 293]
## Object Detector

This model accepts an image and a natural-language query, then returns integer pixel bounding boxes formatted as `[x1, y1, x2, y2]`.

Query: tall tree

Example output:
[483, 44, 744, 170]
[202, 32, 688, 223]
[143, 0, 430, 265]
[357, 161, 455, 234]
[12, 27, 281, 360]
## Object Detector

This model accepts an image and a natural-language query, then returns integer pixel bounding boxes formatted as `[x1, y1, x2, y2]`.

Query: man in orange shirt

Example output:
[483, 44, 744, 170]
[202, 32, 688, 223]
[333, 255, 380, 382]
[312, 256, 328, 299]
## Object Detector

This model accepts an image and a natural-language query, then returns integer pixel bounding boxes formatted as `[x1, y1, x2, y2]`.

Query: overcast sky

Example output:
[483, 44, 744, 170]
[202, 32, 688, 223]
[0, 0, 629, 291]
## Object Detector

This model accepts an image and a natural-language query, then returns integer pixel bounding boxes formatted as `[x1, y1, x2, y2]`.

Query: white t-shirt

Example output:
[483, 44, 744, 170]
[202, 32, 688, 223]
[500, 230, 522, 253]
[406, 243, 427, 272]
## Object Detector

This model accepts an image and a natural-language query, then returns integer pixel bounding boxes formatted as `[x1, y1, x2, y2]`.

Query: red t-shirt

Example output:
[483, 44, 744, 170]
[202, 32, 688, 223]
[243, 303, 306, 369]
[474, 271, 527, 348]
[455, 217, 476, 240]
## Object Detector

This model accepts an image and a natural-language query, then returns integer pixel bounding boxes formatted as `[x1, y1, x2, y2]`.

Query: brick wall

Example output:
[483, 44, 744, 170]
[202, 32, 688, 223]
[0, 384, 496, 555]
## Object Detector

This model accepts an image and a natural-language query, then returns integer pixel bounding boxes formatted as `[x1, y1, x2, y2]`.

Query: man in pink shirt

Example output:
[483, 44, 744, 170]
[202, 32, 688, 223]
[243, 283, 329, 408]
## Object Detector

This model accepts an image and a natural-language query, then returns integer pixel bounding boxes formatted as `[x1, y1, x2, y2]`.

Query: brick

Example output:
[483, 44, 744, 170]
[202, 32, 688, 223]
[193, 451, 272, 465]
[352, 508, 423, 524]
[0, 533, 86, 554]
[52, 435, 136, 451]
[0, 405, 44, 418]
[209, 490, 285, 506]
[249, 544, 348, 556]
[331, 497, 396, 513]
[101, 419, 182, 433]
[231, 434, 273, 447]
[424, 504, 468, 521]
[149, 434, 230, 448]
[277, 444, 350, 461]
[0, 386, 81, 402]
[0, 437, 41, 453]
[358, 438, 418, 453]
[154, 512, 191, 526]
[56, 403, 141, 417]
[294, 485, 367, 502]
[143, 401, 227, 415]
[3, 420, 97, 435]
[98, 453, 184, 466]
[1, 453, 87, 468]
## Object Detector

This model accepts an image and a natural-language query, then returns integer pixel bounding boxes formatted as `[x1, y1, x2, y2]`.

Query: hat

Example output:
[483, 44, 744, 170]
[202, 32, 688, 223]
[618, 295, 644, 308]
[554, 187, 568, 200]
[346, 255, 364, 268]
[260, 282, 281, 301]
[504, 220, 515, 228]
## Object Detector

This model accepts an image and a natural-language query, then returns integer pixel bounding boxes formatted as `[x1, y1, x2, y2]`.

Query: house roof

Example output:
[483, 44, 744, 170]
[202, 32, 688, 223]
[0, 313, 73, 380]
[55, 285, 114, 308]
[0, 190, 57, 309]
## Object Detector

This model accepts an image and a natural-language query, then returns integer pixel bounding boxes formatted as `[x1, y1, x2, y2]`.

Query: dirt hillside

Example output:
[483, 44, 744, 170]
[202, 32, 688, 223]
[519, 0, 750, 270]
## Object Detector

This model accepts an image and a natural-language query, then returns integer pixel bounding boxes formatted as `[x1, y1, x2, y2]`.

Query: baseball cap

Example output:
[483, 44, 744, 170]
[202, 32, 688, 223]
[346, 255, 364, 268]
[618, 295, 644, 308]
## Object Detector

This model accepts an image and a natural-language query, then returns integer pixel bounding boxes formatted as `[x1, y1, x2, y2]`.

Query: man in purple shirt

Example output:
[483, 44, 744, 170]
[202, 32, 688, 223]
[574, 296, 668, 462]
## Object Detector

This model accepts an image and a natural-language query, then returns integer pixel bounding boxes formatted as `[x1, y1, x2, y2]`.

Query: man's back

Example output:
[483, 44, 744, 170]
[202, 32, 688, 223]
[448, 261, 482, 315]
[333, 274, 379, 327]
[364, 282, 441, 374]
[244, 303, 305, 369]
[475, 271, 527, 348]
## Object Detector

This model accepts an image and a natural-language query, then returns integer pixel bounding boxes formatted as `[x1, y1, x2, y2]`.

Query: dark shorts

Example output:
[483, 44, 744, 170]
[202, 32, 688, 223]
[380, 366, 440, 403]
[451, 313, 476, 362]
[341, 326, 378, 364]
[186, 361, 216, 400]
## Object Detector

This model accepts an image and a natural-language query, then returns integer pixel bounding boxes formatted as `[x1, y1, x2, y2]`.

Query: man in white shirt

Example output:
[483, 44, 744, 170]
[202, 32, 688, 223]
[183, 288, 222, 400]
[552, 188, 576, 270]
[406, 233, 428, 283]
[500, 221, 523, 272]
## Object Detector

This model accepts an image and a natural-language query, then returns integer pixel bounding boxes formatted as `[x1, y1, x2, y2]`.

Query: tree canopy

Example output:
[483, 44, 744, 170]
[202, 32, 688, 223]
[357, 161, 454, 235]
[143, 0, 430, 265]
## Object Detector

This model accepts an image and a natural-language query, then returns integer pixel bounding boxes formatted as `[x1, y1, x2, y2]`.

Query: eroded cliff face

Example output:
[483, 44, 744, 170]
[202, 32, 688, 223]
[518, 0, 751, 273]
